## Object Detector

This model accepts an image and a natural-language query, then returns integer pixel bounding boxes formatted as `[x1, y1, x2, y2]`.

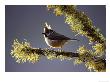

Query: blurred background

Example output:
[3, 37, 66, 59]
[5, 5, 106, 72]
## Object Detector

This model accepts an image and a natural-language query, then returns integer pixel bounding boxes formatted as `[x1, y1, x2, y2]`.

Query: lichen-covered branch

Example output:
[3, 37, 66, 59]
[11, 39, 79, 63]
[11, 39, 106, 72]
[75, 46, 106, 72]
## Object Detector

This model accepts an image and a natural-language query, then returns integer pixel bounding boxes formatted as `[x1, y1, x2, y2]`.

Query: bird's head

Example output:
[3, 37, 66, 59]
[42, 22, 53, 37]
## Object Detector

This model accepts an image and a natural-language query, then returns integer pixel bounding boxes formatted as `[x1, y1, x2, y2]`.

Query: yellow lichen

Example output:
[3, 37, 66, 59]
[11, 39, 40, 63]
[57, 55, 72, 61]
[77, 46, 87, 55]
[93, 43, 105, 56]
[85, 60, 105, 72]
[46, 54, 56, 60]
[74, 58, 83, 64]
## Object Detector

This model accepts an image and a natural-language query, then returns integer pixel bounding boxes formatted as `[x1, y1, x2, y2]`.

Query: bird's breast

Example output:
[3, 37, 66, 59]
[44, 36, 67, 48]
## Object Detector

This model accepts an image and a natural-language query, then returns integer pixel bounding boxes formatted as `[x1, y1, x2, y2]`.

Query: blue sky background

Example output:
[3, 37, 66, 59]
[5, 5, 106, 72]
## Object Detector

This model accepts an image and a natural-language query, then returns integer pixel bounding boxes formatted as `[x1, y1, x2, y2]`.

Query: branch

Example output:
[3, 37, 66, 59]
[11, 39, 106, 72]
[23, 48, 79, 57]
[11, 39, 79, 63]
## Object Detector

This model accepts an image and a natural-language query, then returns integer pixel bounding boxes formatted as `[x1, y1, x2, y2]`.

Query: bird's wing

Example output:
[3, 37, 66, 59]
[48, 31, 71, 40]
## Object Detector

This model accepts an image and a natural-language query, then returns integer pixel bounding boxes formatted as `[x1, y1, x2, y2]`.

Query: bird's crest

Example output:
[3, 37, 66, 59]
[45, 22, 52, 29]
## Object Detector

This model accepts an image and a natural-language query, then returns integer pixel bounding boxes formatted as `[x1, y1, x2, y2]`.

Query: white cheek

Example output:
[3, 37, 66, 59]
[44, 28, 46, 33]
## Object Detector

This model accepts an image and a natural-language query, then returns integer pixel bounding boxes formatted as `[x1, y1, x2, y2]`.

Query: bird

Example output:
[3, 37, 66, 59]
[42, 22, 79, 48]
